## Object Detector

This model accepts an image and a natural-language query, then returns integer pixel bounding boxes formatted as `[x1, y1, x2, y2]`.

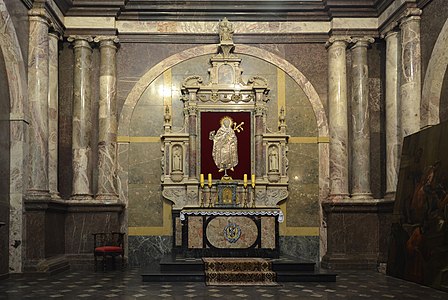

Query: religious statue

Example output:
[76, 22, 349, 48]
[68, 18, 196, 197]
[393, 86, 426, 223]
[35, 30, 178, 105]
[269, 146, 279, 172]
[172, 145, 182, 172]
[209, 116, 243, 175]
[219, 17, 234, 43]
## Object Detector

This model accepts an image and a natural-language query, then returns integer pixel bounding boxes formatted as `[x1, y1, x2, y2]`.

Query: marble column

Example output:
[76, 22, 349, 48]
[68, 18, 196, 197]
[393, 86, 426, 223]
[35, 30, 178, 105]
[326, 36, 351, 201]
[95, 36, 119, 201]
[68, 36, 93, 200]
[399, 8, 422, 137]
[48, 31, 60, 199]
[350, 37, 374, 200]
[187, 99, 198, 179]
[384, 30, 400, 199]
[254, 91, 265, 178]
[27, 7, 50, 200]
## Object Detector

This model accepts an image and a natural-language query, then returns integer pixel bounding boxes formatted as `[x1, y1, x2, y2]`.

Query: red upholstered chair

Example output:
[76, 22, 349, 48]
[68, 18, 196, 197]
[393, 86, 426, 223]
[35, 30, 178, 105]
[93, 232, 125, 271]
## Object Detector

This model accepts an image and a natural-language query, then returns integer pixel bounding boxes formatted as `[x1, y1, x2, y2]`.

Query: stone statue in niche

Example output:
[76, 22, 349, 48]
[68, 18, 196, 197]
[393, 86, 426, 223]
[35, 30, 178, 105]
[172, 145, 183, 172]
[269, 146, 279, 172]
[209, 116, 244, 175]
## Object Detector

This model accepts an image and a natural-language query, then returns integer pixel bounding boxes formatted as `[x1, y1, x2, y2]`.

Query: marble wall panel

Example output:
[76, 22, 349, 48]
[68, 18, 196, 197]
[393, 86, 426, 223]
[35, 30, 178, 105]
[58, 43, 74, 199]
[4, 0, 29, 66]
[285, 75, 317, 137]
[128, 183, 163, 227]
[130, 75, 164, 137]
[261, 217, 275, 249]
[420, 0, 448, 84]
[369, 78, 385, 199]
[0, 74, 9, 273]
[128, 235, 172, 266]
[44, 211, 65, 257]
[287, 143, 319, 227]
[283, 44, 328, 113]
[65, 210, 121, 254]
[117, 43, 195, 117]
[25, 211, 46, 260]
[187, 216, 203, 248]
[128, 142, 162, 184]
[280, 236, 319, 262]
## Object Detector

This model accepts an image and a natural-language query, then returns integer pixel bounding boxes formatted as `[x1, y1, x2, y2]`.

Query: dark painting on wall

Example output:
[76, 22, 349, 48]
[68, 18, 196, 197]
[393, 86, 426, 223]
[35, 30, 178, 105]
[200, 111, 252, 181]
[387, 121, 448, 292]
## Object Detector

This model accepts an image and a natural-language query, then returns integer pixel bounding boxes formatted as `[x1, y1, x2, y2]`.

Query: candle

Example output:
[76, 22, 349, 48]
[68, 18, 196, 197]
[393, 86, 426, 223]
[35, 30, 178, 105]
[200, 174, 204, 188]
[243, 174, 248, 188]
[251, 174, 256, 188]
[208, 173, 212, 187]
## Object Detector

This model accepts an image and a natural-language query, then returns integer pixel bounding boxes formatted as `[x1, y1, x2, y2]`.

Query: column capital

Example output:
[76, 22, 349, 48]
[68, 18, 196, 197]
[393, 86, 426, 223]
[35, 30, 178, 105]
[67, 35, 94, 43]
[326, 36, 351, 49]
[94, 35, 119, 44]
[350, 36, 375, 49]
[48, 30, 62, 41]
[398, 8, 422, 27]
[382, 29, 399, 40]
[28, 6, 51, 27]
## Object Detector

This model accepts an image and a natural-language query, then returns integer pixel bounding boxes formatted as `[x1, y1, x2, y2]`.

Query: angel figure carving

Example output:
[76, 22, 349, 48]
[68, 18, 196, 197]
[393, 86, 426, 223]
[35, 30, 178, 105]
[209, 116, 244, 174]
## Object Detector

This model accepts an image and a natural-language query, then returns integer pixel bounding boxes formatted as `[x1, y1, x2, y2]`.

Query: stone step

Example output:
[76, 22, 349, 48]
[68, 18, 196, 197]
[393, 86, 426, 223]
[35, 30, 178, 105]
[203, 258, 272, 272]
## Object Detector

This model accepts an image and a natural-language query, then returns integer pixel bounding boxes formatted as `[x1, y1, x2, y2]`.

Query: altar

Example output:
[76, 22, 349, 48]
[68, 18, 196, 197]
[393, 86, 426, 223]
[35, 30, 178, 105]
[178, 207, 283, 258]
[160, 19, 289, 261]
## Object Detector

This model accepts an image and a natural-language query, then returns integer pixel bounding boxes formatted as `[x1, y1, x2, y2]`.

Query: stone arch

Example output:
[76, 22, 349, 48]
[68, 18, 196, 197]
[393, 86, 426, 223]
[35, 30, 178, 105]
[421, 17, 448, 127]
[0, 0, 28, 273]
[119, 44, 328, 138]
[118, 44, 330, 259]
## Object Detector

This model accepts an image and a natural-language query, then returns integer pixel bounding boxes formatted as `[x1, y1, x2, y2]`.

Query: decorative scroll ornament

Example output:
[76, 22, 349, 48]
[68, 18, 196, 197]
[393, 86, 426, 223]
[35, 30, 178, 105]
[224, 222, 241, 243]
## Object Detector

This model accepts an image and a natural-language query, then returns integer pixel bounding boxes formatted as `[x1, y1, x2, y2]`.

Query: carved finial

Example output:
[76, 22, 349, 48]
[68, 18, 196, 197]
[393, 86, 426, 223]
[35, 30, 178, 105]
[219, 17, 234, 44]
[218, 18, 235, 58]
[279, 106, 286, 133]
[164, 105, 171, 133]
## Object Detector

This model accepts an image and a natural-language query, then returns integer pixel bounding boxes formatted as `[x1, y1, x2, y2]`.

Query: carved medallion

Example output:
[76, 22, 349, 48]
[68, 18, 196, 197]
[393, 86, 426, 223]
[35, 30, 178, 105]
[223, 222, 241, 243]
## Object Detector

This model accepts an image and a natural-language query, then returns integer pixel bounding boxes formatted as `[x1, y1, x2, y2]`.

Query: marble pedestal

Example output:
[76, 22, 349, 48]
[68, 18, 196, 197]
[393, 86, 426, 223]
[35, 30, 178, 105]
[321, 200, 393, 269]
[24, 199, 124, 273]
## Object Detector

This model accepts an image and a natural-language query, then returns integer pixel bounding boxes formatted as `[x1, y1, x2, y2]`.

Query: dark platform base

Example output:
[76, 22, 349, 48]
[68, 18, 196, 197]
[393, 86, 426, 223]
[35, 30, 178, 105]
[141, 254, 337, 283]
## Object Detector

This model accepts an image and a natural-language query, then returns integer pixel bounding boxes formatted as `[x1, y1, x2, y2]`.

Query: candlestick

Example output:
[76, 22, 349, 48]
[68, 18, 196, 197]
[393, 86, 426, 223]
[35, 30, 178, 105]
[200, 173, 204, 188]
[208, 173, 212, 187]
[243, 174, 248, 188]
[251, 174, 255, 188]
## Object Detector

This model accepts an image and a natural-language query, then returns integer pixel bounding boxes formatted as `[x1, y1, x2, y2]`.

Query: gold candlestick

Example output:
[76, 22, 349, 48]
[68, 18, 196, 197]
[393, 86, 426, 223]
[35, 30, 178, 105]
[200, 174, 205, 207]
[208, 173, 213, 208]
[251, 174, 256, 208]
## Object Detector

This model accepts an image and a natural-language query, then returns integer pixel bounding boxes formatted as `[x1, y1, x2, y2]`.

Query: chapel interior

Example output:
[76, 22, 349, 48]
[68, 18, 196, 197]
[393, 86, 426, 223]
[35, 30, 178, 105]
[1, 0, 448, 297]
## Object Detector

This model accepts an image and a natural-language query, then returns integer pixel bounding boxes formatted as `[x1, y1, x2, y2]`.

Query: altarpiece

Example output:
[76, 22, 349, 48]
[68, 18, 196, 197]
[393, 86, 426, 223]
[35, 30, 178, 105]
[160, 19, 289, 257]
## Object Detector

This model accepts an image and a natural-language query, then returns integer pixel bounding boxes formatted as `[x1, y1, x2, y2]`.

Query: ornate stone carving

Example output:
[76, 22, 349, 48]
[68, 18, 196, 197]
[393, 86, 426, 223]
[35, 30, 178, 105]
[266, 189, 289, 206]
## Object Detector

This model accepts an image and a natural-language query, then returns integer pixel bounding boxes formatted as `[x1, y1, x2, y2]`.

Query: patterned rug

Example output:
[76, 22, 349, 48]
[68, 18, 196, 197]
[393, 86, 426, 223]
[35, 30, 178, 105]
[203, 257, 278, 286]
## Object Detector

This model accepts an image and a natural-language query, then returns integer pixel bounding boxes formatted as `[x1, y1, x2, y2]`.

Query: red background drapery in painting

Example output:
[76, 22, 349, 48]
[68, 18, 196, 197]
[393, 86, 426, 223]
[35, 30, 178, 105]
[200, 112, 251, 180]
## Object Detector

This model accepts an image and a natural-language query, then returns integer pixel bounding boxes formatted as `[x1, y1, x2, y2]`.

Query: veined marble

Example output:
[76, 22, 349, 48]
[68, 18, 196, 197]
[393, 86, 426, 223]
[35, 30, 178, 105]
[421, 18, 448, 127]
[384, 31, 400, 198]
[27, 9, 50, 198]
[64, 16, 115, 29]
[350, 37, 374, 200]
[119, 44, 327, 137]
[95, 36, 119, 201]
[69, 36, 93, 199]
[331, 18, 377, 30]
[48, 32, 60, 199]
[327, 37, 350, 200]
[399, 10, 422, 137]
[0, 0, 28, 272]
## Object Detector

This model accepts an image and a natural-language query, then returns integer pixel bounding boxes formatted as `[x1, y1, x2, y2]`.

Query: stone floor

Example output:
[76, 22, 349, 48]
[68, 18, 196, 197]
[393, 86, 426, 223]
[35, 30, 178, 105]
[0, 268, 447, 299]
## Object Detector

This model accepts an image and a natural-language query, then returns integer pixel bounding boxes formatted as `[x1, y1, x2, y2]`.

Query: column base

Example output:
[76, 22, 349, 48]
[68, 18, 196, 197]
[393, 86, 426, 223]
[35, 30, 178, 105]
[350, 193, 373, 201]
[384, 191, 396, 201]
[328, 193, 350, 201]
[95, 194, 119, 201]
[322, 199, 394, 269]
[70, 194, 93, 200]
[321, 253, 379, 269]
[50, 192, 61, 200]
[26, 190, 51, 201]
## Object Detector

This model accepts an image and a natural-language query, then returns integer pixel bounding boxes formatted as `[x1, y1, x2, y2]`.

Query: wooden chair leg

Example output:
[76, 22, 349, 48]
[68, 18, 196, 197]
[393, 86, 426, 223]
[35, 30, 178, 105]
[103, 253, 107, 271]
[94, 255, 97, 272]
